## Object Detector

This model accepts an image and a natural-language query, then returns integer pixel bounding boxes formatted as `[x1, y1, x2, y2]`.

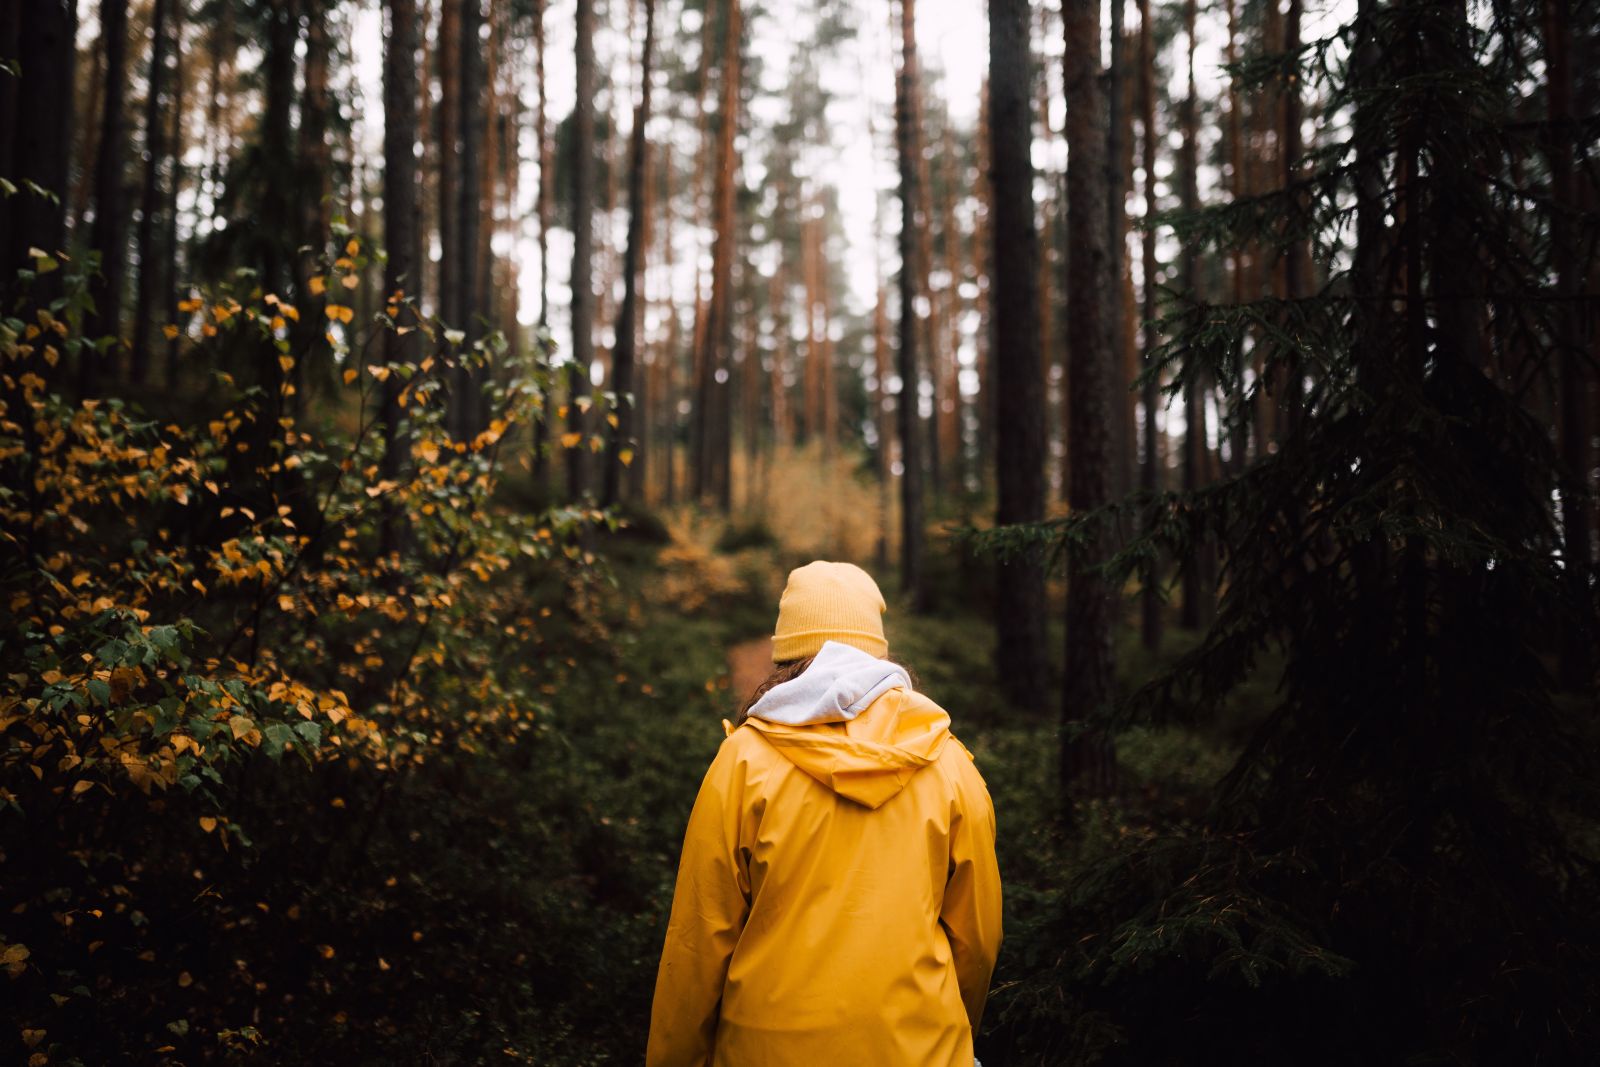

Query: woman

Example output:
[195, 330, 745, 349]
[647, 561, 1003, 1067]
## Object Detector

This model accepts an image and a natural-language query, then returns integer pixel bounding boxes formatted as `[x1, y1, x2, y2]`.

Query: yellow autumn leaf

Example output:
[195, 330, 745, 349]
[620, 448, 635, 467]
[343, 368, 359, 385]
[281, 303, 300, 321]
[325, 304, 353, 324]
[199, 816, 217, 833]
[606, 412, 620, 429]
[560, 432, 583, 449]
[178, 297, 203, 313]
[162, 324, 180, 340]
[341, 273, 359, 289]
[309, 275, 327, 296]
[71, 779, 93, 795]
[278, 356, 295, 374]
[345, 238, 360, 255]
[271, 315, 286, 331]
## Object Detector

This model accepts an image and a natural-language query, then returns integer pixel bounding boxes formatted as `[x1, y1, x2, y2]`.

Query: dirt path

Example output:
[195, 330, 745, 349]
[727, 637, 774, 704]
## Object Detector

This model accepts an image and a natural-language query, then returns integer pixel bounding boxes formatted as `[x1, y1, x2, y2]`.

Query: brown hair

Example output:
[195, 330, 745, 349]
[732, 654, 920, 728]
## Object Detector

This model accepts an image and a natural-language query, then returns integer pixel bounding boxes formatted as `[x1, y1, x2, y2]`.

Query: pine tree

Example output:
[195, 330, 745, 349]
[989, 0, 1050, 707]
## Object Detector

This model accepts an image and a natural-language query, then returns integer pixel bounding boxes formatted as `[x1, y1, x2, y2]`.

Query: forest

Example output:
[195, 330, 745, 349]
[1, 0, 1597, 1062]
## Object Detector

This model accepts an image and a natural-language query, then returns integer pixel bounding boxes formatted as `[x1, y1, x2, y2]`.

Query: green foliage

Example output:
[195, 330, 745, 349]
[978, 1, 1600, 1064]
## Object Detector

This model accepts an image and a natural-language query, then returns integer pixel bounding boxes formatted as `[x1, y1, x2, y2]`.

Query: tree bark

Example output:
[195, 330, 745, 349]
[1062, 0, 1118, 803]
[83, 0, 131, 392]
[694, 0, 741, 510]
[1138, 0, 1164, 652]
[532, 0, 551, 491]
[895, 0, 928, 609]
[1543, 0, 1595, 691]
[453, 0, 484, 439]
[989, 0, 1050, 707]
[1178, 0, 1216, 631]
[381, 0, 421, 556]
[130, 0, 173, 385]
[604, 0, 656, 505]
[567, 0, 597, 499]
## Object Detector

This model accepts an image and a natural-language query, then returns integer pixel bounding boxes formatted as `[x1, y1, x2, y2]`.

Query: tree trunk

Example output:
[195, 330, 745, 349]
[1137, 0, 1164, 652]
[130, 0, 173, 385]
[895, 0, 928, 609]
[294, 0, 332, 404]
[567, 0, 596, 499]
[381, 0, 421, 555]
[1178, 0, 1215, 631]
[1543, 0, 1595, 691]
[1106, 0, 1130, 503]
[1061, 0, 1118, 803]
[162, 5, 185, 389]
[83, 0, 131, 393]
[532, 0, 550, 491]
[990, 0, 1050, 708]
[604, 0, 656, 505]
[438, 0, 460, 330]
[694, 0, 741, 510]
[453, 0, 484, 440]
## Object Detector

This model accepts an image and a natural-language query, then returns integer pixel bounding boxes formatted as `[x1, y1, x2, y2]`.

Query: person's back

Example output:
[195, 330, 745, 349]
[647, 562, 1003, 1067]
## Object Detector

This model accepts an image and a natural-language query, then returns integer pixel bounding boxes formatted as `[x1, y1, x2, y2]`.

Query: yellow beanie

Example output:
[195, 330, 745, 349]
[771, 561, 889, 663]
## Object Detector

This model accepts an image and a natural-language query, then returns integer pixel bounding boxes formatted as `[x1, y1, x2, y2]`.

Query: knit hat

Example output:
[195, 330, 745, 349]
[771, 561, 889, 663]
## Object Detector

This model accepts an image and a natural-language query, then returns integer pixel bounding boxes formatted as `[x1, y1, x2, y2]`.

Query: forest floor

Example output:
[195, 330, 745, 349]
[531, 500, 1265, 1063]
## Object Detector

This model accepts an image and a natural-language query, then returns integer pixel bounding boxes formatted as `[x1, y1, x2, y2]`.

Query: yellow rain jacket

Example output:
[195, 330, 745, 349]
[647, 641, 1003, 1067]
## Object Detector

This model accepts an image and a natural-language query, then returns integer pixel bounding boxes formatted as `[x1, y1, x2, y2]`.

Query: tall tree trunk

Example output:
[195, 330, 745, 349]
[1106, 0, 1130, 502]
[532, 0, 551, 491]
[83, 0, 131, 393]
[163, 5, 186, 389]
[130, 0, 173, 385]
[1137, 0, 1164, 652]
[1543, 0, 1595, 691]
[1061, 0, 1118, 803]
[990, 0, 1050, 707]
[895, 0, 928, 609]
[438, 0, 460, 330]
[295, 0, 332, 404]
[453, 0, 484, 439]
[567, 0, 596, 499]
[1178, 0, 1215, 631]
[604, 0, 656, 505]
[694, 0, 740, 510]
[1280, 0, 1305, 432]
[381, 0, 421, 555]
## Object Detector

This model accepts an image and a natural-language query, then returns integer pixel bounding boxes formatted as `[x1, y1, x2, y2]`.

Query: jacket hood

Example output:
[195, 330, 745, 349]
[740, 641, 950, 809]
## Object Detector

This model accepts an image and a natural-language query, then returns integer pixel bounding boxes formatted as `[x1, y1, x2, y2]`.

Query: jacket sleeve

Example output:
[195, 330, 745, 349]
[646, 739, 752, 1067]
[940, 753, 1003, 1032]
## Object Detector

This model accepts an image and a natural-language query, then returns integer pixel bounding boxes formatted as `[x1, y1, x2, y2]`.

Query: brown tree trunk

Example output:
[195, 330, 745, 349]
[381, 0, 421, 555]
[1178, 0, 1216, 632]
[453, 0, 484, 439]
[694, 0, 740, 511]
[1106, 0, 1130, 502]
[896, 0, 928, 608]
[990, 0, 1050, 707]
[438, 0, 460, 331]
[1543, 0, 1595, 691]
[568, 0, 596, 499]
[84, 0, 131, 392]
[604, 0, 656, 505]
[532, 0, 550, 490]
[1138, 0, 1164, 652]
[1062, 0, 1118, 803]
[162, 6, 185, 389]
[130, 0, 173, 385]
